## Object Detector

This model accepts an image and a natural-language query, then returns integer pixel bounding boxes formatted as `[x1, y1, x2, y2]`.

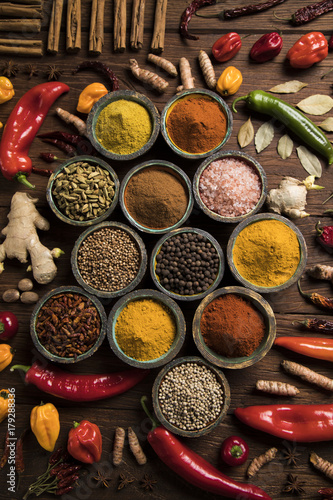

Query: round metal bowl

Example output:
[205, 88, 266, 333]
[160, 88, 233, 160]
[193, 286, 276, 370]
[150, 227, 225, 302]
[71, 221, 147, 299]
[227, 213, 307, 294]
[46, 155, 119, 227]
[193, 150, 267, 224]
[30, 286, 107, 364]
[86, 90, 160, 161]
[152, 356, 230, 437]
[107, 289, 186, 369]
[119, 159, 194, 235]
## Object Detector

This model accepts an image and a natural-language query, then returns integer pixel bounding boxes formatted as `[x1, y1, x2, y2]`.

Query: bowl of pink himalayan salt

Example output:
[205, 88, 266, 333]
[193, 151, 267, 224]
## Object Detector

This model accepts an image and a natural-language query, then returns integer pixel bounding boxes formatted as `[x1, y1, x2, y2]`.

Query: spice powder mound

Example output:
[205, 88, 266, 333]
[200, 294, 265, 357]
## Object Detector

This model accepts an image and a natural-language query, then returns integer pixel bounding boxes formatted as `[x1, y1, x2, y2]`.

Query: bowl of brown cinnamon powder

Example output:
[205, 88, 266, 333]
[192, 286, 276, 369]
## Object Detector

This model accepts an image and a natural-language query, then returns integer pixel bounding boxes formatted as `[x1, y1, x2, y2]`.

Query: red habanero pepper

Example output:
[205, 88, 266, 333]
[316, 221, 333, 253]
[286, 32, 328, 69]
[10, 360, 149, 402]
[250, 32, 283, 62]
[212, 32, 242, 62]
[67, 420, 102, 464]
[141, 397, 272, 500]
[235, 403, 333, 442]
[0, 82, 69, 188]
[274, 336, 333, 362]
[220, 435, 249, 466]
[0, 311, 18, 341]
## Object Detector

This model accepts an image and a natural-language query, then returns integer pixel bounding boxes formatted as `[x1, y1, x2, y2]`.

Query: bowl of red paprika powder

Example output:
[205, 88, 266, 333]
[192, 286, 276, 369]
[161, 89, 233, 160]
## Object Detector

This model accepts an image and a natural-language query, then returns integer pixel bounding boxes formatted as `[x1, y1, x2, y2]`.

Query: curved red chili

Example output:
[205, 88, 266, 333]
[0, 82, 69, 188]
[274, 336, 333, 362]
[235, 403, 333, 442]
[141, 397, 271, 500]
[10, 360, 149, 402]
[180, 0, 216, 40]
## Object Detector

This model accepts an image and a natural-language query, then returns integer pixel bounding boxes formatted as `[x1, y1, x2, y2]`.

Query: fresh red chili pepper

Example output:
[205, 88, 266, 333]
[298, 280, 333, 310]
[141, 397, 271, 500]
[316, 221, 333, 253]
[235, 403, 333, 442]
[220, 435, 249, 466]
[274, 336, 333, 362]
[180, 0, 216, 40]
[286, 32, 328, 69]
[212, 32, 242, 62]
[0, 311, 18, 341]
[10, 360, 149, 402]
[67, 420, 102, 464]
[250, 32, 283, 62]
[0, 82, 69, 188]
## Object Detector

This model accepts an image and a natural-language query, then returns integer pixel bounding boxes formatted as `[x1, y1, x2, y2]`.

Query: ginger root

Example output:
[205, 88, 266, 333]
[0, 192, 61, 284]
[266, 175, 324, 219]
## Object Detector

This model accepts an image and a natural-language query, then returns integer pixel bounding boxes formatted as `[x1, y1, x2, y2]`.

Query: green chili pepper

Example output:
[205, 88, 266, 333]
[232, 90, 333, 165]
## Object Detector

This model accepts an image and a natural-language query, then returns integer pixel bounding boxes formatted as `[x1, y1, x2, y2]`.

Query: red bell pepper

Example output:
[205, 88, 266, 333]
[141, 397, 271, 500]
[250, 32, 283, 62]
[286, 31, 328, 68]
[235, 403, 333, 442]
[220, 435, 249, 466]
[67, 420, 102, 464]
[274, 336, 333, 362]
[10, 360, 149, 401]
[0, 82, 69, 188]
[212, 32, 242, 62]
[0, 312, 18, 341]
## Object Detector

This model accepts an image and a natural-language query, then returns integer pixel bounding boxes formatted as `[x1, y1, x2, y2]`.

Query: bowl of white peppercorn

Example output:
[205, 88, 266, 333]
[152, 356, 230, 437]
[71, 221, 147, 300]
[46, 155, 119, 227]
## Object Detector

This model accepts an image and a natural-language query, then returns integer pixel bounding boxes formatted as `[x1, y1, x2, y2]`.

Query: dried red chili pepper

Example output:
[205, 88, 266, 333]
[72, 61, 119, 91]
[297, 318, 333, 333]
[196, 0, 286, 19]
[298, 280, 333, 310]
[31, 166, 53, 177]
[37, 130, 96, 156]
[49, 447, 65, 466]
[56, 464, 82, 479]
[180, 0, 216, 40]
[0, 430, 10, 470]
[56, 486, 74, 496]
[57, 473, 80, 488]
[39, 152, 63, 163]
[250, 32, 283, 62]
[286, 32, 328, 68]
[212, 32, 242, 62]
[16, 428, 29, 474]
[319, 487, 333, 499]
[287, 0, 333, 25]
[41, 138, 76, 157]
[316, 221, 333, 253]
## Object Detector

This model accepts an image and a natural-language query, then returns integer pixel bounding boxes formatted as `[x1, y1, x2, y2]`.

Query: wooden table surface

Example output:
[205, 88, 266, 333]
[1, 1, 333, 498]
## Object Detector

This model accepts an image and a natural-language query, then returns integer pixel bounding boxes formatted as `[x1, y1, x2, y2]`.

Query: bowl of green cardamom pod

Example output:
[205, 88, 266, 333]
[86, 90, 160, 161]
[46, 155, 119, 227]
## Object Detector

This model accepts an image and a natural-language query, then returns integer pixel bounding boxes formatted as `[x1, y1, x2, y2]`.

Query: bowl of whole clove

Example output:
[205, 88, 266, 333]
[30, 286, 107, 364]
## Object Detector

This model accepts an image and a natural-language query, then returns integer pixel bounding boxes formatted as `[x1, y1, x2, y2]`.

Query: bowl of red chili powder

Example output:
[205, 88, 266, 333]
[161, 89, 233, 159]
[193, 286, 276, 369]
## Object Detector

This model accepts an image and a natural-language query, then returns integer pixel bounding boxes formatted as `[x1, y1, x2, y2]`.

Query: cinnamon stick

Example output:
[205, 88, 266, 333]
[0, 19, 41, 32]
[89, 0, 105, 54]
[114, 0, 126, 52]
[151, 0, 167, 53]
[47, 0, 64, 54]
[0, 38, 43, 56]
[66, 0, 81, 53]
[130, 0, 145, 50]
[0, 3, 42, 18]
[6, 0, 42, 4]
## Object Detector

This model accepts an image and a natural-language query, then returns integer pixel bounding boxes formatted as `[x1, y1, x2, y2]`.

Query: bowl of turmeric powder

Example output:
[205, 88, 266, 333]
[192, 286, 276, 370]
[86, 90, 160, 161]
[107, 289, 186, 369]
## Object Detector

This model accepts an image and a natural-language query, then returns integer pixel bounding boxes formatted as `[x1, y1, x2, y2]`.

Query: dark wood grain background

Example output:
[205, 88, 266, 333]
[1, 0, 333, 498]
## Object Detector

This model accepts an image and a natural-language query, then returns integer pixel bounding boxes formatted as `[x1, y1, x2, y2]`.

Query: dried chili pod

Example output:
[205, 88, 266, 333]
[250, 32, 283, 62]
[49, 447, 65, 466]
[56, 464, 82, 480]
[55, 486, 74, 496]
[41, 138, 76, 157]
[196, 0, 286, 19]
[57, 473, 79, 489]
[318, 487, 333, 499]
[16, 428, 29, 474]
[39, 152, 62, 163]
[180, 0, 216, 40]
[288, 0, 333, 25]
[37, 131, 96, 156]
[0, 430, 10, 470]
[298, 318, 333, 333]
[31, 166, 53, 177]
[316, 221, 333, 253]
[72, 61, 119, 91]
[298, 280, 333, 310]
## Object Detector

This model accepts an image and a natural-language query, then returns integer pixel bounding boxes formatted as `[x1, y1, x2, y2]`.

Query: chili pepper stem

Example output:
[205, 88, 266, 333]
[316, 221, 324, 236]
[10, 364, 30, 374]
[297, 280, 311, 300]
[195, 10, 220, 17]
[272, 10, 292, 20]
[232, 95, 248, 113]
[140, 396, 159, 430]
[16, 173, 35, 189]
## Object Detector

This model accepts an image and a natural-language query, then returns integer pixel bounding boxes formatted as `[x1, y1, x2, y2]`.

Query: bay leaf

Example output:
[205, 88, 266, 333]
[255, 121, 274, 153]
[296, 145, 322, 178]
[319, 117, 333, 132]
[277, 134, 293, 159]
[237, 117, 254, 148]
[297, 94, 333, 115]
[269, 80, 308, 94]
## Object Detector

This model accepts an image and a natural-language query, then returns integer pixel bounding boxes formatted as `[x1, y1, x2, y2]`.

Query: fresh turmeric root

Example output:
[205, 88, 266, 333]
[198, 50, 216, 90]
[128, 426, 147, 465]
[177, 57, 195, 92]
[113, 426, 125, 466]
[307, 264, 333, 283]
[147, 53, 178, 77]
[256, 379, 300, 396]
[247, 447, 278, 477]
[0, 192, 60, 284]
[129, 59, 169, 93]
[282, 360, 333, 391]
[310, 452, 333, 480]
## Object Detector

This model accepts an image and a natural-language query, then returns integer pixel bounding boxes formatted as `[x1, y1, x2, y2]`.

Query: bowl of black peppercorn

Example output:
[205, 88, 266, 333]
[150, 227, 224, 301]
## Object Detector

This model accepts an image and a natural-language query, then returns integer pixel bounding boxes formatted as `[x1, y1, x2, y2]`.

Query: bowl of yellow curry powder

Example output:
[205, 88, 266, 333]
[227, 213, 307, 293]
[161, 88, 233, 160]
[107, 289, 186, 369]
[86, 90, 160, 161]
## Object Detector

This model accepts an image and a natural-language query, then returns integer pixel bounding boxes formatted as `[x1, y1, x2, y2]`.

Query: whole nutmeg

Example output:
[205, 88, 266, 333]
[20, 291, 39, 304]
[18, 278, 34, 292]
[2, 289, 20, 303]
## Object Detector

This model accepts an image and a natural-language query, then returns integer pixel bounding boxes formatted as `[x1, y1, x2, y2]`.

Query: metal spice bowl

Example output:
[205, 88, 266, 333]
[46, 155, 119, 227]
[86, 90, 160, 161]
[152, 356, 230, 438]
[107, 289, 186, 369]
[71, 221, 147, 300]
[30, 286, 107, 364]
[119, 159, 194, 235]
[192, 286, 276, 370]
